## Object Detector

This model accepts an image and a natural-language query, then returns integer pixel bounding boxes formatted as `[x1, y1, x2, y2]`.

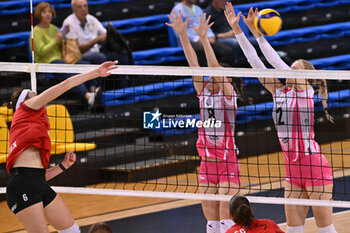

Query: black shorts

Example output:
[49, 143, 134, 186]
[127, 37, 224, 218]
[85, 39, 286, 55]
[6, 167, 57, 214]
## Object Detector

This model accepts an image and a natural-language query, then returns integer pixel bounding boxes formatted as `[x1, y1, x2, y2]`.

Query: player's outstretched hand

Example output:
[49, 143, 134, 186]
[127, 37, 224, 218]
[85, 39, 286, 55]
[241, 7, 259, 32]
[96, 61, 118, 77]
[224, 2, 242, 30]
[191, 13, 214, 40]
[166, 10, 190, 35]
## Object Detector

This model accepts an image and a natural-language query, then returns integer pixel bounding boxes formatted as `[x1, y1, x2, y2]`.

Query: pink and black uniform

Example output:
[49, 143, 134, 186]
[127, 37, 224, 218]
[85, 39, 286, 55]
[197, 82, 240, 185]
[273, 87, 333, 188]
[235, 32, 333, 188]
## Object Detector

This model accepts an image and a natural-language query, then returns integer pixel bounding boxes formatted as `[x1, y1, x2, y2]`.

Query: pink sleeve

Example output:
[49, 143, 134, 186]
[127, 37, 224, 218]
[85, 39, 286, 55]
[235, 33, 266, 69]
[256, 36, 291, 70]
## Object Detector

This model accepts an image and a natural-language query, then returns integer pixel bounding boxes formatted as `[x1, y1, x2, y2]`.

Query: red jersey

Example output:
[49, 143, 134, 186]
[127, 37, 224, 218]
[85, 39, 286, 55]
[6, 103, 51, 173]
[226, 219, 284, 233]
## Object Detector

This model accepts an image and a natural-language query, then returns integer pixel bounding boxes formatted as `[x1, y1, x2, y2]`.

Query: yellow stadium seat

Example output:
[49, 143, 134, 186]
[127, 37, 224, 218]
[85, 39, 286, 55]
[0, 116, 9, 164]
[0, 106, 13, 123]
[47, 104, 96, 154]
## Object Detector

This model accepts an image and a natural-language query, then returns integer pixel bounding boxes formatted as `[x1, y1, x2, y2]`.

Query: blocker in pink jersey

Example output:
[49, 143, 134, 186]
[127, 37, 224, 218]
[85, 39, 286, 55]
[166, 10, 244, 232]
[273, 87, 333, 188]
[225, 3, 337, 231]
[197, 83, 240, 185]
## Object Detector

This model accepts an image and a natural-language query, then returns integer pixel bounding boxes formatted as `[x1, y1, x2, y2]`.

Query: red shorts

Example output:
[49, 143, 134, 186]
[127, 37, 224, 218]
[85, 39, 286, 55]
[199, 159, 241, 185]
[285, 153, 333, 188]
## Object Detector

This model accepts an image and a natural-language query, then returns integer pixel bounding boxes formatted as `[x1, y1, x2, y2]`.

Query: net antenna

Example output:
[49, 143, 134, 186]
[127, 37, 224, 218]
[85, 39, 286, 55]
[29, 0, 37, 93]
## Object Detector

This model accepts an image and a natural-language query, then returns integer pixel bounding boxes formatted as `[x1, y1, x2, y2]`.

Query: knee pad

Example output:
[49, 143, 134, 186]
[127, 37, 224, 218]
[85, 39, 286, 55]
[287, 225, 304, 233]
[58, 223, 80, 233]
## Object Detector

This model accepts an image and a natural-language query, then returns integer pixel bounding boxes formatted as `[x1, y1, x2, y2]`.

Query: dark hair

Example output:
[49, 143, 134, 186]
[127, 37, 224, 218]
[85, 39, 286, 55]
[34, 2, 56, 21]
[88, 222, 112, 233]
[7, 88, 24, 112]
[219, 63, 252, 104]
[229, 195, 254, 227]
[297, 59, 334, 123]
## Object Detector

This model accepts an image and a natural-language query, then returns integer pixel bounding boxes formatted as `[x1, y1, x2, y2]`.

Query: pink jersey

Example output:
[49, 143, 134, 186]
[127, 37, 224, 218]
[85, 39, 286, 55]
[196, 83, 238, 161]
[272, 87, 321, 163]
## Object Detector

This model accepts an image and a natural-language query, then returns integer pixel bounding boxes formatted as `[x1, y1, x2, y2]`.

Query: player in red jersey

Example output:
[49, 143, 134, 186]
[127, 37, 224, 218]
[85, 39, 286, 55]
[6, 61, 117, 233]
[226, 195, 284, 233]
[224, 3, 336, 233]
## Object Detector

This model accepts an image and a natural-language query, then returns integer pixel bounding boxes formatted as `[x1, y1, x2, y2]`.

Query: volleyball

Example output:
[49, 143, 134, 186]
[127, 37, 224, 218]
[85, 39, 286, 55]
[254, 9, 282, 36]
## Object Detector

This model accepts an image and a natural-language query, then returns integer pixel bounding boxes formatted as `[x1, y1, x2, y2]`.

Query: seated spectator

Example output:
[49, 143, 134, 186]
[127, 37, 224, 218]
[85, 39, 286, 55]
[63, 0, 129, 89]
[88, 222, 113, 233]
[32, 1, 100, 107]
[204, 0, 256, 66]
[227, 195, 285, 233]
[170, 0, 234, 67]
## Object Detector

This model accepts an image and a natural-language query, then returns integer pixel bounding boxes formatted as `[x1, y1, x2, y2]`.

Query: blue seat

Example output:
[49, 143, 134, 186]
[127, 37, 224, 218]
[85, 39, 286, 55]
[132, 47, 185, 65]
[101, 78, 194, 106]
[267, 22, 350, 46]
[0, 31, 29, 50]
[105, 14, 168, 34]
[310, 54, 350, 70]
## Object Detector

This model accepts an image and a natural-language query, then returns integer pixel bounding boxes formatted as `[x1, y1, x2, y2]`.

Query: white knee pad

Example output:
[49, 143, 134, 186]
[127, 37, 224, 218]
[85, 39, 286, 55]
[287, 225, 304, 233]
[318, 224, 337, 233]
[58, 223, 80, 233]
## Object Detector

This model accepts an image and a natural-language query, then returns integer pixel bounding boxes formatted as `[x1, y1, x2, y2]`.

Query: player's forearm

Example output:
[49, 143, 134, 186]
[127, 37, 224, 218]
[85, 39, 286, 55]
[235, 33, 265, 69]
[28, 69, 99, 109]
[256, 36, 290, 70]
[179, 32, 200, 67]
[247, 25, 262, 39]
[200, 36, 220, 68]
[45, 164, 65, 181]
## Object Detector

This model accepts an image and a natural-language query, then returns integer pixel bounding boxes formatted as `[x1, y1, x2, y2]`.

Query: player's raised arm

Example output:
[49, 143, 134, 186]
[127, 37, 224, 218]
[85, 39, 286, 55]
[224, 3, 282, 94]
[166, 10, 206, 95]
[241, 7, 290, 71]
[191, 13, 232, 98]
[25, 61, 117, 110]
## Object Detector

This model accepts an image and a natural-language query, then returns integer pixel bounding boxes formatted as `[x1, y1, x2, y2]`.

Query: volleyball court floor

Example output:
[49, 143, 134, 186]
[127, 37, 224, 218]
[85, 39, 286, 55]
[1, 140, 349, 233]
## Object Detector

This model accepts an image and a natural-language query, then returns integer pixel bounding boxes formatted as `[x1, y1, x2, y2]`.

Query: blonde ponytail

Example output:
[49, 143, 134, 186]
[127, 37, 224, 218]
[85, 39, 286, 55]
[298, 59, 335, 123]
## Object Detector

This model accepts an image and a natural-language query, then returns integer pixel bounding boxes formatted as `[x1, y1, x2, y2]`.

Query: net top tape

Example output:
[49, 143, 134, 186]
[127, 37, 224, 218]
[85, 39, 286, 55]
[0, 62, 350, 80]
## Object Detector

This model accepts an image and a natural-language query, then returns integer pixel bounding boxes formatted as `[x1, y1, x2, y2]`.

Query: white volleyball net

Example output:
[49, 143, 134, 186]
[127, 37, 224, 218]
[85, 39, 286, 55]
[0, 63, 350, 208]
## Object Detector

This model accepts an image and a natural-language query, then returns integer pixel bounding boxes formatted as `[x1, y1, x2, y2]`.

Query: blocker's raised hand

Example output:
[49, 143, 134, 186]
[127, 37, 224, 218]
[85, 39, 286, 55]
[224, 2, 242, 30]
[191, 13, 214, 40]
[166, 10, 190, 35]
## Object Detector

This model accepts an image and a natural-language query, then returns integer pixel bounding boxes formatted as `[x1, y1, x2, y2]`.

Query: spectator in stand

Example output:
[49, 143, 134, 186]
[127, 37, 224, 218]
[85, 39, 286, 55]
[170, 0, 235, 67]
[32, 1, 100, 107]
[204, 0, 256, 66]
[63, 0, 129, 66]
[63, 0, 129, 88]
